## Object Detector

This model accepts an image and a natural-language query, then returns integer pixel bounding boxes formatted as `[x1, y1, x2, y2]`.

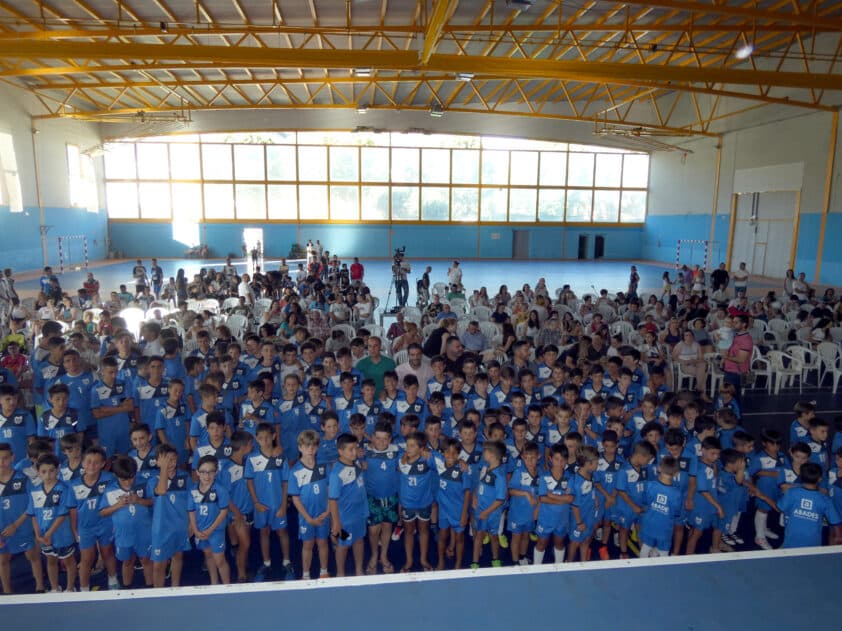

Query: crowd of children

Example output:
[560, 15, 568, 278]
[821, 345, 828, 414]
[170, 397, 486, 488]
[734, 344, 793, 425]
[0, 269, 840, 594]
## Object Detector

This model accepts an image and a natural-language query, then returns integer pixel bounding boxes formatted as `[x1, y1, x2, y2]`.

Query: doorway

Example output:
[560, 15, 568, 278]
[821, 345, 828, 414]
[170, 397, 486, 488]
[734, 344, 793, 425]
[513, 230, 530, 259]
[731, 191, 796, 279]
[594, 235, 605, 259]
[577, 234, 590, 260]
[243, 227, 264, 274]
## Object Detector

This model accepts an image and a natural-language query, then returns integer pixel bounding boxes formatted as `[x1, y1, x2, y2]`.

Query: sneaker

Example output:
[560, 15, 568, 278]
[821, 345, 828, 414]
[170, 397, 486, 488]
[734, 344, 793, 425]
[595, 528, 603, 540]
[254, 565, 269, 582]
[498, 534, 509, 549]
[491, 559, 502, 568]
[108, 582, 121, 591]
[470, 562, 480, 570]
[755, 537, 772, 550]
[598, 545, 610, 561]
[732, 534, 745, 545]
[517, 558, 530, 566]
[391, 526, 404, 541]
[134, 562, 144, 572]
[283, 563, 296, 580]
[529, 532, 538, 542]
[718, 541, 734, 553]
[482, 534, 490, 545]
[764, 531, 779, 540]
[721, 534, 735, 546]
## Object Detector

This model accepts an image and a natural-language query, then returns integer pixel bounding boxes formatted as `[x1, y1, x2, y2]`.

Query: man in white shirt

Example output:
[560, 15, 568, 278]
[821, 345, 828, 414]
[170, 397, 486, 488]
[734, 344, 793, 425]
[238, 273, 255, 306]
[395, 343, 433, 389]
[447, 260, 462, 289]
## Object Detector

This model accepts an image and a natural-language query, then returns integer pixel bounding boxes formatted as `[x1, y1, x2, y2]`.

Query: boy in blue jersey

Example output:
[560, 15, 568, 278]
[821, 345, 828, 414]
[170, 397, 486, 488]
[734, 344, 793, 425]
[57, 350, 95, 441]
[661, 428, 693, 555]
[778, 442, 813, 496]
[147, 443, 191, 587]
[595, 430, 623, 560]
[534, 443, 573, 565]
[239, 379, 276, 444]
[59, 434, 83, 482]
[789, 400, 815, 447]
[90, 357, 134, 457]
[40, 384, 82, 458]
[751, 429, 785, 550]
[129, 423, 158, 481]
[190, 384, 227, 450]
[318, 411, 340, 467]
[99, 455, 153, 588]
[155, 379, 190, 464]
[133, 356, 169, 426]
[686, 437, 725, 555]
[828, 448, 842, 539]
[188, 455, 231, 584]
[398, 431, 437, 572]
[779, 462, 842, 548]
[616, 441, 657, 558]
[329, 433, 368, 577]
[332, 372, 357, 432]
[639, 456, 683, 557]
[471, 440, 508, 569]
[714, 382, 741, 419]
[507, 441, 541, 565]
[33, 336, 65, 415]
[28, 453, 78, 592]
[806, 418, 829, 471]
[277, 373, 306, 459]
[569, 445, 600, 562]
[289, 430, 331, 579]
[72, 446, 119, 591]
[434, 437, 472, 570]
[217, 430, 253, 583]
[302, 377, 328, 434]
[363, 420, 400, 574]
[715, 408, 743, 450]
[246, 422, 294, 580]
[0, 442, 43, 594]
[0, 385, 35, 465]
[193, 412, 232, 470]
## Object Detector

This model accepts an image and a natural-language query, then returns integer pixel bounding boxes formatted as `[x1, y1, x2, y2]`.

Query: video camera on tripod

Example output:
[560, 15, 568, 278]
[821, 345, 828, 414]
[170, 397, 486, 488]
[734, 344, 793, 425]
[388, 246, 410, 312]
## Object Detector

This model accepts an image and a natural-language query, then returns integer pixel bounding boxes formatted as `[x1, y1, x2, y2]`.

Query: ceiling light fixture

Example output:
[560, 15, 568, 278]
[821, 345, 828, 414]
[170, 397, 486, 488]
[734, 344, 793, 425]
[356, 106, 368, 114]
[456, 72, 474, 81]
[353, 68, 372, 77]
[735, 43, 754, 60]
[430, 103, 444, 118]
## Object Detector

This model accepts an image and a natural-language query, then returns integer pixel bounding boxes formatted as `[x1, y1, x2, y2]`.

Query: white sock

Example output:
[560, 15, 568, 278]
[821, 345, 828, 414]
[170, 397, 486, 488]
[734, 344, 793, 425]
[79, 586, 90, 592]
[553, 547, 565, 563]
[639, 543, 653, 558]
[107, 575, 119, 588]
[656, 549, 669, 557]
[263, 560, 271, 567]
[533, 548, 545, 565]
[754, 511, 766, 539]
[728, 514, 740, 535]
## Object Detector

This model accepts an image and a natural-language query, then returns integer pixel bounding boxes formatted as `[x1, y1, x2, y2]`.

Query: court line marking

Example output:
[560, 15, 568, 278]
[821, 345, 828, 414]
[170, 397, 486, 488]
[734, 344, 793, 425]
[1, 546, 838, 606]
[742, 410, 842, 417]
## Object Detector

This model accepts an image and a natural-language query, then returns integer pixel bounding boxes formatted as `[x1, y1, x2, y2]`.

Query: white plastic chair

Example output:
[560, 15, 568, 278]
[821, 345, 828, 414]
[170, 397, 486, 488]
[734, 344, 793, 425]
[766, 350, 804, 394]
[816, 341, 841, 385]
[472, 305, 492, 322]
[749, 346, 773, 393]
[227, 314, 248, 341]
[788, 346, 820, 385]
[610, 321, 634, 344]
[829, 327, 842, 343]
[393, 350, 408, 366]
[432, 282, 448, 297]
[598, 303, 617, 322]
[119, 307, 146, 339]
[332, 324, 356, 341]
[402, 306, 422, 326]
[422, 322, 439, 339]
[480, 322, 501, 345]
[366, 324, 385, 340]
[821, 348, 842, 393]
[222, 297, 240, 312]
[674, 362, 697, 391]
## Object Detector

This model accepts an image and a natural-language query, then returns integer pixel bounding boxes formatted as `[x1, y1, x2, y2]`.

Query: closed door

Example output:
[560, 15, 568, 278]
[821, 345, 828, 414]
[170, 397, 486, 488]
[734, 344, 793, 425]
[731, 191, 795, 279]
[513, 230, 530, 259]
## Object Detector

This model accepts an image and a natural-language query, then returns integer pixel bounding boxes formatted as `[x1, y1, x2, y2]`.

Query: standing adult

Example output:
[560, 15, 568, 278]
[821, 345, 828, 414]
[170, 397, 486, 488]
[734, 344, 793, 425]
[447, 260, 462, 289]
[350, 257, 365, 284]
[132, 259, 148, 295]
[150, 258, 164, 299]
[722, 314, 753, 404]
[356, 336, 396, 396]
[238, 273, 255, 306]
[710, 263, 730, 293]
[732, 262, 749, 298]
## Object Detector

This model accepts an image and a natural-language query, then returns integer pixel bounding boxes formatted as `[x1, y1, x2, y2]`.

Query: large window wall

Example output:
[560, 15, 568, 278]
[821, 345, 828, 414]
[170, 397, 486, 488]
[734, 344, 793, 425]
[104, 131, 649, 223]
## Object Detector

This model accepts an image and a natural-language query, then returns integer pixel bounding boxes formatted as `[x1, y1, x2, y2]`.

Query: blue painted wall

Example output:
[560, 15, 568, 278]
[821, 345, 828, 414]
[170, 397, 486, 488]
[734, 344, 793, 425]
[0, 205, 107, 272]
[108, 222, 647, 261]
[3, 551, 841, 630]
[642, 214, 730, 266]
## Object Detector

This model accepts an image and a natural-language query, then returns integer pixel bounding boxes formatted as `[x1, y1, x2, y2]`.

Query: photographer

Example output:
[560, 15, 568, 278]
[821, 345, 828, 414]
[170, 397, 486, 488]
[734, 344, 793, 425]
[392, 247, 411, 308]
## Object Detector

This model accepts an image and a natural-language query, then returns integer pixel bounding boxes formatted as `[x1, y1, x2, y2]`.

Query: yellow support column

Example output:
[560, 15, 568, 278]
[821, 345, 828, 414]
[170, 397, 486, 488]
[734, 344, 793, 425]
[815, 109, 839, 283]
[725, 193, 738, 269]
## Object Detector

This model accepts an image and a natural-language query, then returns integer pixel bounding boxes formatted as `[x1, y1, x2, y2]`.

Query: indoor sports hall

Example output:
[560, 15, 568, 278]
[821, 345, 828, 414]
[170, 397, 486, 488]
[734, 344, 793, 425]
[0, 0, 841, 628]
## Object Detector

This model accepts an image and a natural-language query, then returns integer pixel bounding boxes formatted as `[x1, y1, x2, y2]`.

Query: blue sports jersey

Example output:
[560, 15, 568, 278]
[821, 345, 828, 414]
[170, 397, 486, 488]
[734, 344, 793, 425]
[779, 486, 841, 548]
[59, 459, 82, 483]
[692, 460, 719, 516]
[475, 465, 508, 514]
[100, 480, 151, 548]
[363, 444, 400, 498]
[38, 408, 79, 455]
[640, 479, 683, 543]
[33, 361, 64, 408]
[27, 481, 75, 548]
[71, 472, 115, 536]
[571, 472, 599, 527]
[0, 408, 36, 463]
[617, 464, 647, 512]
[716, 470, 743, 522]
[219, 376, 246, 415]
[537, 470, 571, 527]
[828, 467, 842, 517]
[434, 455, 472, 525]
[525, 423, 548, 459]
[398, 455, 437, 509]
[188, 482, 230, 533]
[90, 379, 133, 456]
[302, 399, 328, 433]
[459, 442, 484, 491]
[332, 394, 356, 432]
[806, 439, 828, 471]
[789, 420, 810, 448]
[239, 399, 276, 439]
[244, 451, 289, 510]
[113, 353, 141, 382]
[327, 370, 363, 400]
[129, 448, 157, 481]
[162, 356, 186, 382]
[155, 403, 191, 463]
[0, 472, 32, 551]
[328, 461, 368, 524]
[393, 394, 427, 428]
[508, 465, 540, 526]
[146, 472, 190, 539]
[133, 378, 170, 426]
[276, 394, 306, 457]
[0, 367, 17, 387]
[425, 376, 450, 401]
[749, 450, 785, 506]
[56, 372, 95, 432]
[317, 437, 338, 468]
[288, 461, 329, 520]
[193, 437, 233, 470]
[216, 458, 252, 515]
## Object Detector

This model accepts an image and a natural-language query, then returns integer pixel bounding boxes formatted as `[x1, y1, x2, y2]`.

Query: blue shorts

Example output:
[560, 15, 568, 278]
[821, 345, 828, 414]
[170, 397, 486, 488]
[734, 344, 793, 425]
[640, 530, 672, 552]
[507, 514, 535, 534]
[195, 530, 226, 553]
[150, 533, 191, 562]
[298, 519, 330, 542]
[439, 511, 466, 534]
[615, 505, 640, 529]
[337, 518, 365, 547]
[475, 507, 504, 534]
[0, 522, 34, 554]
[116, 542, 151, 562]
[254, 507, 287, 531]
[535, 517, 567, 539]
[689, 509, 722, 532]
[79, 526, 114, 550]
[41, 543, 76, 559]
[569, 518, 596, 542]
